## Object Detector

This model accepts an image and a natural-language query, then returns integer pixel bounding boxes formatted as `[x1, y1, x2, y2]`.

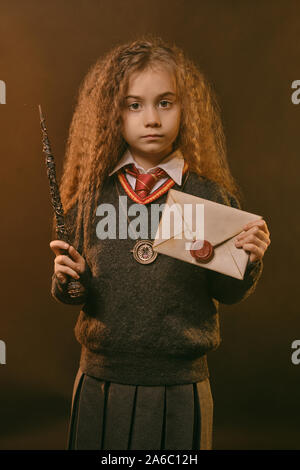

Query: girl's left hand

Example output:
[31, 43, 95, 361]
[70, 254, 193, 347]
[234, 219, 271, 263]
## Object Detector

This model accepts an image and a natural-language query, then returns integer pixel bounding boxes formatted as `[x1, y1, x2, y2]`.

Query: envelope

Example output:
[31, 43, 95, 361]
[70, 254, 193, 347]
[152, 189, 262, 280]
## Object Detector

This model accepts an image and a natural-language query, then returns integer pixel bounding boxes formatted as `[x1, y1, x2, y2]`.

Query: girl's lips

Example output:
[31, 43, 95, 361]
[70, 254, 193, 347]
[142, 135, 163, 139]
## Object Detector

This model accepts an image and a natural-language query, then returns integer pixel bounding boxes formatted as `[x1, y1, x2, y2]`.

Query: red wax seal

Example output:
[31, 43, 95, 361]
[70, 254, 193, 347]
[190, 239, 214, 262]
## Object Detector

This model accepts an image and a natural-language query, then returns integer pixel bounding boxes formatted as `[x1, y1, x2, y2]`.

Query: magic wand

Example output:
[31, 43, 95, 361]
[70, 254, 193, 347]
[39, 105, 85, 299]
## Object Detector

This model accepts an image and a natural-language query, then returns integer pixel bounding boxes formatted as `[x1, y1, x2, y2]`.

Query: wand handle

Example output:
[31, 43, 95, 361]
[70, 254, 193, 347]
[39, 105, 85, 299]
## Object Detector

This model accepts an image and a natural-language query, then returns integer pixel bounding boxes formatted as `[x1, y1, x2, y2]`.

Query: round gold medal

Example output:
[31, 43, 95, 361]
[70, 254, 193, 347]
[131, 240, 158, 264]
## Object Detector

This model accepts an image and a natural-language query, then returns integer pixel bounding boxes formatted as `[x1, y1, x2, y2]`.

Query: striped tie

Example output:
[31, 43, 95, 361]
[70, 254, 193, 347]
[124, 164, 169, 199]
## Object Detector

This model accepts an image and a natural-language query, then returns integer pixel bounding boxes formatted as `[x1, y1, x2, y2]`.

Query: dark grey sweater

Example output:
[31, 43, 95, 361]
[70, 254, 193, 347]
[51, 172, 263, 385]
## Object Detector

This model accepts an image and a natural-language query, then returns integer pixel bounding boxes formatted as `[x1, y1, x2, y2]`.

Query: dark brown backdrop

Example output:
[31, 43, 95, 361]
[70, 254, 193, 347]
[0, 0, 299, 449]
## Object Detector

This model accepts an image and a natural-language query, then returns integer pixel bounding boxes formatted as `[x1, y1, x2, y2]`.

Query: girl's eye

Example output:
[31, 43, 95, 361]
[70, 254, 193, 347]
[128, 102, 140, 110]
[159, 100, 172, 108]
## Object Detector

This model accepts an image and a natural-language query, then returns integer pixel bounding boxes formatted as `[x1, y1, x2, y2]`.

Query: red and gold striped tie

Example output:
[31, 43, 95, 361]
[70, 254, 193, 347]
[124, 164, 169, 199]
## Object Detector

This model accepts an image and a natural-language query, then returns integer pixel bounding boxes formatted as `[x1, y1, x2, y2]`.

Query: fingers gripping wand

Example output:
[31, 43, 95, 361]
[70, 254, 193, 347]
[39, 105, 85, 299]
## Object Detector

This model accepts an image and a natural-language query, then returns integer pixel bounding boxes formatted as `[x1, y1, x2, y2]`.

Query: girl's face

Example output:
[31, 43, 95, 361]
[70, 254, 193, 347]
[121, 65, 181, 161]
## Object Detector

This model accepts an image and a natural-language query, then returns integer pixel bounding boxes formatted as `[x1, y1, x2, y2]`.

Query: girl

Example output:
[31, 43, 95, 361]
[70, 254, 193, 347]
[50, 36, 270, 450]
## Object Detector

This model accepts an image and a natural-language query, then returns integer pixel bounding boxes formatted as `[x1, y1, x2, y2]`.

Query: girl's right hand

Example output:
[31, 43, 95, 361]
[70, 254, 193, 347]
[49, 240, 86, 285]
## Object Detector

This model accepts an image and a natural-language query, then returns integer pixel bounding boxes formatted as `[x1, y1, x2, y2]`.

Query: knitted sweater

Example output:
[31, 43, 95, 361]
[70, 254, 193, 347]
[51, 172, 263, 386]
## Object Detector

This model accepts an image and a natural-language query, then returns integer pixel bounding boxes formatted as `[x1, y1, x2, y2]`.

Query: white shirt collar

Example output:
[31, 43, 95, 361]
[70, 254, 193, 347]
[108, 148, 185, 186]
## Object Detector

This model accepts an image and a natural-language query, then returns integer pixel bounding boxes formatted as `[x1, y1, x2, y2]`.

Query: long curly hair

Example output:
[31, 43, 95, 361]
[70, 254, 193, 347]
[57, 35, 243, 253]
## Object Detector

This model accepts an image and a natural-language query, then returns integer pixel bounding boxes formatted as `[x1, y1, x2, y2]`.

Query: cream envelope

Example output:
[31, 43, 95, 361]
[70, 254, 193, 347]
[152, 189, 262, 280]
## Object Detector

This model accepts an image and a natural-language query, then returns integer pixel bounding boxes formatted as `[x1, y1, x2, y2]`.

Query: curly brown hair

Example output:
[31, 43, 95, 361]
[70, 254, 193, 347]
[56, 34, 243, 253]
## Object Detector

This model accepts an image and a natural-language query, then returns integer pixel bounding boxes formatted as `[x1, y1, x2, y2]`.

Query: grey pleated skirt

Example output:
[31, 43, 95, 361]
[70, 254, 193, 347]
[66, 368, 213, 450]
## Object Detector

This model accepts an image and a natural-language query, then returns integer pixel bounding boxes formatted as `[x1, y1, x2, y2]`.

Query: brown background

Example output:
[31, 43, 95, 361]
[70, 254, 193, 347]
[0, 0, 299, 450]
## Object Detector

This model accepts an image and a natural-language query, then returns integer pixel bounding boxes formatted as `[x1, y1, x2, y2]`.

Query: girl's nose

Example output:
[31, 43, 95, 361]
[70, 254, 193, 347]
[144, 106, 161, 126]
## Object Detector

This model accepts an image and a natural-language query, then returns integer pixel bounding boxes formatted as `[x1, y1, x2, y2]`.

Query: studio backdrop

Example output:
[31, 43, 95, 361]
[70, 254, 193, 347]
[0, 0, 299, 450]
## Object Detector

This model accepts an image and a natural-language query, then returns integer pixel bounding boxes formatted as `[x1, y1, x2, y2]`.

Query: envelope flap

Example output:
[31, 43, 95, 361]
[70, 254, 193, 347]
[153, 191, 192, 247]
[166, 189, 262, 245]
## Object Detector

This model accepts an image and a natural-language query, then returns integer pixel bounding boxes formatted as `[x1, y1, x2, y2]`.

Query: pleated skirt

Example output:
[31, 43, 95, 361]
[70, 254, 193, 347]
[66, 368, 213, 450]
